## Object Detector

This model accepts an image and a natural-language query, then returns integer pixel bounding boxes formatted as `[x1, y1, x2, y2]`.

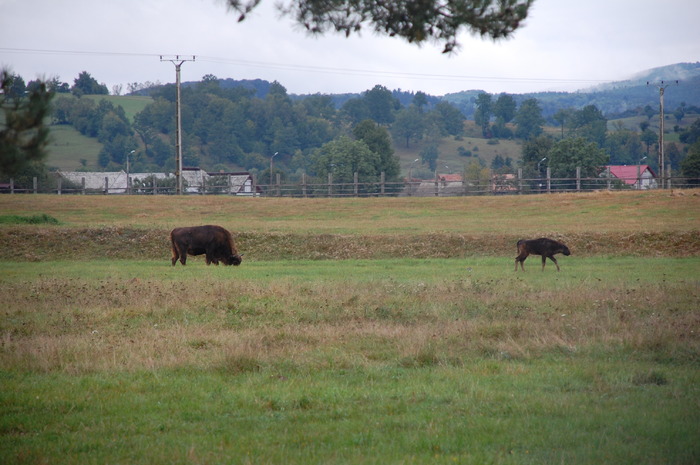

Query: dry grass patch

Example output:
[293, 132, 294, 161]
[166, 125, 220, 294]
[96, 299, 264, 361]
[3, 260, 697, 374]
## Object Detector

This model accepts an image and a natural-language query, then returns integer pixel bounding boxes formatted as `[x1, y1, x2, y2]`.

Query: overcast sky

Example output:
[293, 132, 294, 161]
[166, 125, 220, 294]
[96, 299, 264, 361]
[1, 0, 699, 96]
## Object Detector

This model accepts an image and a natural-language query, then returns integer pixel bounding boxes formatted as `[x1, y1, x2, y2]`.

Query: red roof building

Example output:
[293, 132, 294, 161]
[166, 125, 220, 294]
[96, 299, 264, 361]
[606, 165, 657, 189]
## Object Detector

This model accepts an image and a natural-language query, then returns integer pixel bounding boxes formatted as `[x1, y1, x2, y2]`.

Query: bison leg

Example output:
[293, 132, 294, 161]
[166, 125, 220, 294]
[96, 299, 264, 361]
[549, 255, 560, 271]
[541, 255, 547, 271]
[515, 252, 528, 271]
[171, 244, 179, 266]
[177, 244, 188, 265]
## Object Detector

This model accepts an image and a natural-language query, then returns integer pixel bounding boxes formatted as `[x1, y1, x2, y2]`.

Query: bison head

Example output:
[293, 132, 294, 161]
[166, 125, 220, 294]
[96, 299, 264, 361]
[223, 254, 243, 266]
[561, 245, 571, 256]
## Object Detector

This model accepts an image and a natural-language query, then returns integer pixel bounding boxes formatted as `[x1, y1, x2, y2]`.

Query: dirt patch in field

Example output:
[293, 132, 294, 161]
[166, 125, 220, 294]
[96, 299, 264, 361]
[1, 227, 698, 261]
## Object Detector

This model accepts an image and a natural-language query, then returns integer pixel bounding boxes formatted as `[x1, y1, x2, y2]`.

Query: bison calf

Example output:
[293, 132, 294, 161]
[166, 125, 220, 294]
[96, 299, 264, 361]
[170, 225, 242, 266]
[515, 238, 570, 272]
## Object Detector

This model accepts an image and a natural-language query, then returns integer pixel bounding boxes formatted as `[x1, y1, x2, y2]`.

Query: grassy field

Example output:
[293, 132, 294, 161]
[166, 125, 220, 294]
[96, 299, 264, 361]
[45, 125, 104, 171]
[1, 192, 699, 464]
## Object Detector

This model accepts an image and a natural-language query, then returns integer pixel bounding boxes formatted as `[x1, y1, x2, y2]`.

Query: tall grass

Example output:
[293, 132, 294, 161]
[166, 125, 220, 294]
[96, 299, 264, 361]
[1, 258, 698, 463]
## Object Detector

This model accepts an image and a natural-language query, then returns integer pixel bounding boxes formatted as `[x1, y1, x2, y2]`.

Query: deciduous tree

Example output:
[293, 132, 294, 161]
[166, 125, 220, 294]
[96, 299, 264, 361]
[680, 141, 700, 185]
[71, 71, 108, 96]
[352, 119, 399, 179]
[514, 98, 544, 140]
[548, 137, 608, 180]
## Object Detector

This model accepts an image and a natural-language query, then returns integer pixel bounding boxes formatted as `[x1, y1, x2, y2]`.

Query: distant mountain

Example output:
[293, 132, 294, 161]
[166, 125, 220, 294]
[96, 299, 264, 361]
[589, 62, 700, 91]
[443, 62, 700, 120]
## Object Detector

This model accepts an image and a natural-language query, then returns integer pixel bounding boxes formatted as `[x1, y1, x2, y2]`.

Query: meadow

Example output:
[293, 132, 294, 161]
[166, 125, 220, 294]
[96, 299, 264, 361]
[1, 191, 699, 464]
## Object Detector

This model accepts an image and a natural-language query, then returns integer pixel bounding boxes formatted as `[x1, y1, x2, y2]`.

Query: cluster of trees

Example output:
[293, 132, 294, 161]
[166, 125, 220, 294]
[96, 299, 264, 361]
[126, 78, 469, 182]
[54, 93, 137, 168]
[5, 67, 700, 188]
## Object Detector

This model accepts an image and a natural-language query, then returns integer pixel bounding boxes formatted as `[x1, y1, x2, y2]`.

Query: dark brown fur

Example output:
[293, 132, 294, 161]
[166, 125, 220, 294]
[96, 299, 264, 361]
[515, 238, 570, 271]
[170, 225, 242, 266]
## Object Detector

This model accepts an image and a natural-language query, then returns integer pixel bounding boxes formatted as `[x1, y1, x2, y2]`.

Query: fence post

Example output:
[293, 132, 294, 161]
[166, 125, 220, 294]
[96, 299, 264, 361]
[546, 167, 551, 193]
[517, 168, 523, 195]
[354, 172, 358, 196]
[302, 172, 307, 198]
[380, 171, 385, 196]
[328, 173, 333, 197]
[32, 177, 37, 194]
[576, 167, 581, 192]
[154, 176, 158, 195]
[666, 165, 672, 189]
[10, 178, 14, 194]
[434, 173, 439, 197]
[276, 173, 281, 196]
[81, 177, 86, 195]
[606, 167, 611, 190]
[201, 176, 206, 195]
[104, 177, 109, 194]
[57, 178, 62, 195]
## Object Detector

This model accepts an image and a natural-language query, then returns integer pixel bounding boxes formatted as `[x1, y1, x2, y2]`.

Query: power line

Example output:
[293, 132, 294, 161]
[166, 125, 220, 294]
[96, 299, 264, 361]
[2, 46, 611, 86]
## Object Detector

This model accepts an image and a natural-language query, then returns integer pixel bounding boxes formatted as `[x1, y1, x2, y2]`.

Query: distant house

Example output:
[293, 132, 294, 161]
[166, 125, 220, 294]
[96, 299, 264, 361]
[206, 171, 259, 195]
[606, 165, 657, 189]
[181, 167, 210, 193]
[491, 173, 518, 194]
[410, 173, 465, 196]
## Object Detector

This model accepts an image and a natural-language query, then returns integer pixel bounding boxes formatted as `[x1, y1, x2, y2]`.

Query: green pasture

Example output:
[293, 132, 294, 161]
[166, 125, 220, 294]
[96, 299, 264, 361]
[45, 125, 103, 171]
[1, 256, 698, 464]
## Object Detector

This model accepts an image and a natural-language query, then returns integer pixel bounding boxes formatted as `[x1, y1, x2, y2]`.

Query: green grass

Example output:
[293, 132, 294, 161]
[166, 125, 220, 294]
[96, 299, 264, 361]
[1, 257, 698, 464]
[2, 360, 697, 465]
[0, 213, 59, 225]
[0, 191, 698, 464]
[83, 95, 152, 123]
[45, 125, 104, 171]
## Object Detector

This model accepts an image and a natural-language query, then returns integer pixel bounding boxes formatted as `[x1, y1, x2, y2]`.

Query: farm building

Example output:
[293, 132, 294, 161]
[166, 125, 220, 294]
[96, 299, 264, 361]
[606, 165, 657, 189]
[55, 169, 256, 195]
[410, 173, 465, 196]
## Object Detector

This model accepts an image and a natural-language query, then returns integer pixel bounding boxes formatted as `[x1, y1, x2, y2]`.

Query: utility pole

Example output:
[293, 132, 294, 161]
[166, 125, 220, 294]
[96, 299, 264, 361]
[161, 55, 195, 194]
[647, 80, 678, 188]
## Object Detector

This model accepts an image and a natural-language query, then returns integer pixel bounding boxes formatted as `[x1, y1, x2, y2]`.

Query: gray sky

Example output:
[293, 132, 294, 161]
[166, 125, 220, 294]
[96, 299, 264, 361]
[1, 0, 699, 96]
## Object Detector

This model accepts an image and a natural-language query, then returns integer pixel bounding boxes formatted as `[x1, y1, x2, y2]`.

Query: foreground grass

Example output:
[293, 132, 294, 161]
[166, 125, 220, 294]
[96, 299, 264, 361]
[1, 257, 698, 464]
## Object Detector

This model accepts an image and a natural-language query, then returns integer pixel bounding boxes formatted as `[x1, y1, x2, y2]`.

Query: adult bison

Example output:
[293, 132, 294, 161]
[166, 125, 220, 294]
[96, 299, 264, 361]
[170, 225, 242, 266]
[514, 238, 570, 272]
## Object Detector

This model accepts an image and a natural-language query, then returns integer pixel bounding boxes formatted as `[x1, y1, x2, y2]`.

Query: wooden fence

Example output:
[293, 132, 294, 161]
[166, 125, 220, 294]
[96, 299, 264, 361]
[2, 169, 698, 196]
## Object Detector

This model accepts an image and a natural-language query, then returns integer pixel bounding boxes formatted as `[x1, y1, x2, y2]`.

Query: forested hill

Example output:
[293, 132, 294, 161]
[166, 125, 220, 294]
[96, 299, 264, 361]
[158, 62, 700, 119]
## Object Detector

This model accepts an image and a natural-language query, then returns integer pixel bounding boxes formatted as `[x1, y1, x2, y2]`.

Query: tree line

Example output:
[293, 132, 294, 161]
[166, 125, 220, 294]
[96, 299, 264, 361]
[3, 69, 700, 187]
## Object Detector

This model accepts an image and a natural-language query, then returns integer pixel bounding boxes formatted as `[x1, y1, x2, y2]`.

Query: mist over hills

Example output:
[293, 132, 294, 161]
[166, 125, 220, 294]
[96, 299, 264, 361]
[168, 62, 699, 120]
[443, 62, 700, 119]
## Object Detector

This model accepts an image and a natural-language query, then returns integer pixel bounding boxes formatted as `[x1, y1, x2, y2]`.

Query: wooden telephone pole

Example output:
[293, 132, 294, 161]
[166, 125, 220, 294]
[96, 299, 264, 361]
[161, 55, 195, 194]
[647, 80, 678, 188]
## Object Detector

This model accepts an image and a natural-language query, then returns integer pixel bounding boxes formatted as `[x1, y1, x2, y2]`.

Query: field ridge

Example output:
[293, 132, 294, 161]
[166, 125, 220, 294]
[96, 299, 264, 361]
[2, 227, 699, 261]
